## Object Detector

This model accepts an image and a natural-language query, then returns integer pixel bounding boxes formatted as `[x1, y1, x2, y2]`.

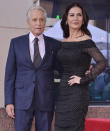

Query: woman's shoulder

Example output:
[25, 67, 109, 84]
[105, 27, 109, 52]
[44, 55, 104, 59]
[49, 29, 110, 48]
[81, 34, 91, 41]
[79, 35, 96, 48]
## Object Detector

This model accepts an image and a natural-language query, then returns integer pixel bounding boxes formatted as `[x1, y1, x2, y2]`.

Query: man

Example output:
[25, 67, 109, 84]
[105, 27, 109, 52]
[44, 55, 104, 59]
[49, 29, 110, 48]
[5, 6, 60, 131]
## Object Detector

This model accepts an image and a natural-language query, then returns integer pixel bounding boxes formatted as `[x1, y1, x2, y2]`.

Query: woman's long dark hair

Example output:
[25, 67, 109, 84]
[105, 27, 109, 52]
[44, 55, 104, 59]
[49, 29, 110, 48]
[61, 2, 91, 38]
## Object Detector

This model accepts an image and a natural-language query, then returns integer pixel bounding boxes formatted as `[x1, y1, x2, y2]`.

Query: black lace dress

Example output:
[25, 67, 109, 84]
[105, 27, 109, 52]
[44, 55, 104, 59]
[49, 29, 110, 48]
[55, 40, 107, 131]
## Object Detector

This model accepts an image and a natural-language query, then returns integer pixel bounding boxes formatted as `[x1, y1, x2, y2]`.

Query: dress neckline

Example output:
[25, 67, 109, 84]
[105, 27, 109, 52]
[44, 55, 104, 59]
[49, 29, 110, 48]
[62, 39, 92, 43]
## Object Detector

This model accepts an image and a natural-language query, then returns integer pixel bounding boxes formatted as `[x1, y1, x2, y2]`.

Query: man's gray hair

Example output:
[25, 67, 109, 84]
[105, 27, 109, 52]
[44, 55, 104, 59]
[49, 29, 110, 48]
[26, 5, 47, 20]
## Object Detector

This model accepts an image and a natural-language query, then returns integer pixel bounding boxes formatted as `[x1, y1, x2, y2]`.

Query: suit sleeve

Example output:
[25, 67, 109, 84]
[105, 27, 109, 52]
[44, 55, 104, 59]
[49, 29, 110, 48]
[4, 39, 16, 106]
[53, 41, 62, 74]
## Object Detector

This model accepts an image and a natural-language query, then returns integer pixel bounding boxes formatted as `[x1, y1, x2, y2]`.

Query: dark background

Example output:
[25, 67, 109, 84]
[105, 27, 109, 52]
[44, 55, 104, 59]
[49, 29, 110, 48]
[40, 0, 110, 19]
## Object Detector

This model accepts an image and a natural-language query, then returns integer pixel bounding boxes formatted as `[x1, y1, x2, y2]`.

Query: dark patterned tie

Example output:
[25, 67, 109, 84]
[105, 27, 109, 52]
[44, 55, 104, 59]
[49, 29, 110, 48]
[33, 38, 42, 68]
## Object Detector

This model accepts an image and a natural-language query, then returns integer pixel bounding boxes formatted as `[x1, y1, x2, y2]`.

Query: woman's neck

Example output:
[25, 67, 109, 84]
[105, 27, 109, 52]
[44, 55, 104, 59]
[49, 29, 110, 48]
[69, 29, 83, 39]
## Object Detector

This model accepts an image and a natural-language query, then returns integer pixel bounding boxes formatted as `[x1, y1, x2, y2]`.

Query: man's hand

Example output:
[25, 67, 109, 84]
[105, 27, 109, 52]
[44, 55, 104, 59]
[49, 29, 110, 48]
[85, 65, 93, 75]
[6, 104, 15, 119]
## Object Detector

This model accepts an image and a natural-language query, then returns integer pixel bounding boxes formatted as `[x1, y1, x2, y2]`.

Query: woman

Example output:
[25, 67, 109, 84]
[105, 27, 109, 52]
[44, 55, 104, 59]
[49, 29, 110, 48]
[55, 2, 107, 131]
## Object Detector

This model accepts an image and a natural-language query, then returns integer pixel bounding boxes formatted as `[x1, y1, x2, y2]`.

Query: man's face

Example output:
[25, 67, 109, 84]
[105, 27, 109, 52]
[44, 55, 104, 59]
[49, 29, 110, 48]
[27, 9, 46, 37]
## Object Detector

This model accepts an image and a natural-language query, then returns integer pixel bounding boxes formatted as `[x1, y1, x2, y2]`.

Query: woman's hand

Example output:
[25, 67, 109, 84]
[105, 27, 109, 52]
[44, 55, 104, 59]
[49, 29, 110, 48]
[85, 64, 93, 75]
[68, 75, 81, 86]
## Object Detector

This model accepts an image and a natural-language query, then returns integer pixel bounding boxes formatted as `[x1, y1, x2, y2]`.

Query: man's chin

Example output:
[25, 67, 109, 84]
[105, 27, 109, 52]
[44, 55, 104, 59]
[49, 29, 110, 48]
[33, 32, 43, 37]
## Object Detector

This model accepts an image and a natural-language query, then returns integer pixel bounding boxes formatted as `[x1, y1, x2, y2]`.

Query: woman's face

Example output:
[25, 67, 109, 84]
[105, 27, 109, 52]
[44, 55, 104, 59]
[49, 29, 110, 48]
[67, 6, 83, 30]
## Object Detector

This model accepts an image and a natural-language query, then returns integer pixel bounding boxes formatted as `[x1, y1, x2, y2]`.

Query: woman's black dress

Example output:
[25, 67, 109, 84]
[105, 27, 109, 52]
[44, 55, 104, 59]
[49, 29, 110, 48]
[55, 40, 107, 131]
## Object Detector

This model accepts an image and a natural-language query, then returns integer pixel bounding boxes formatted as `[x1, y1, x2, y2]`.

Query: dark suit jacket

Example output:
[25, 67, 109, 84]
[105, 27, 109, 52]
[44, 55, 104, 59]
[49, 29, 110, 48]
[5, 34, 61, 111]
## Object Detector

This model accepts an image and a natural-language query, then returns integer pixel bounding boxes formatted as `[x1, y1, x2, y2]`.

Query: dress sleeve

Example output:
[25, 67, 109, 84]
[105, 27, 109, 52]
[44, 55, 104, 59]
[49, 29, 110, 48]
[80, 41, 107, 84]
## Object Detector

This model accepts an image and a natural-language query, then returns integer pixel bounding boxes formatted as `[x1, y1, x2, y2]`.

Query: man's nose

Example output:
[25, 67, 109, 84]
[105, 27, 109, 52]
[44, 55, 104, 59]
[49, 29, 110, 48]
[36, 20, 41, 25]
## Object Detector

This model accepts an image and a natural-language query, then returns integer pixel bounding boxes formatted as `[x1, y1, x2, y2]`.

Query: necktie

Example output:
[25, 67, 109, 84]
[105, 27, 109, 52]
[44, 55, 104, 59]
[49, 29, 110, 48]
[33, 38, 42, 68]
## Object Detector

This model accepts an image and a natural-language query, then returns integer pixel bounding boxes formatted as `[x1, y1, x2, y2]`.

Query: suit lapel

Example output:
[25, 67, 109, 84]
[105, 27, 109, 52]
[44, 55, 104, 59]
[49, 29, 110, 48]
[39, 35, 50, 67]
[23, 34, 34, 67]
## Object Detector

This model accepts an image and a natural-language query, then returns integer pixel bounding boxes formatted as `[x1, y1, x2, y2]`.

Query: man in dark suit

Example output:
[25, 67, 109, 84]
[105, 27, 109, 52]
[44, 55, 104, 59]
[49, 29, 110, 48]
[5, 5, 60, 131]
